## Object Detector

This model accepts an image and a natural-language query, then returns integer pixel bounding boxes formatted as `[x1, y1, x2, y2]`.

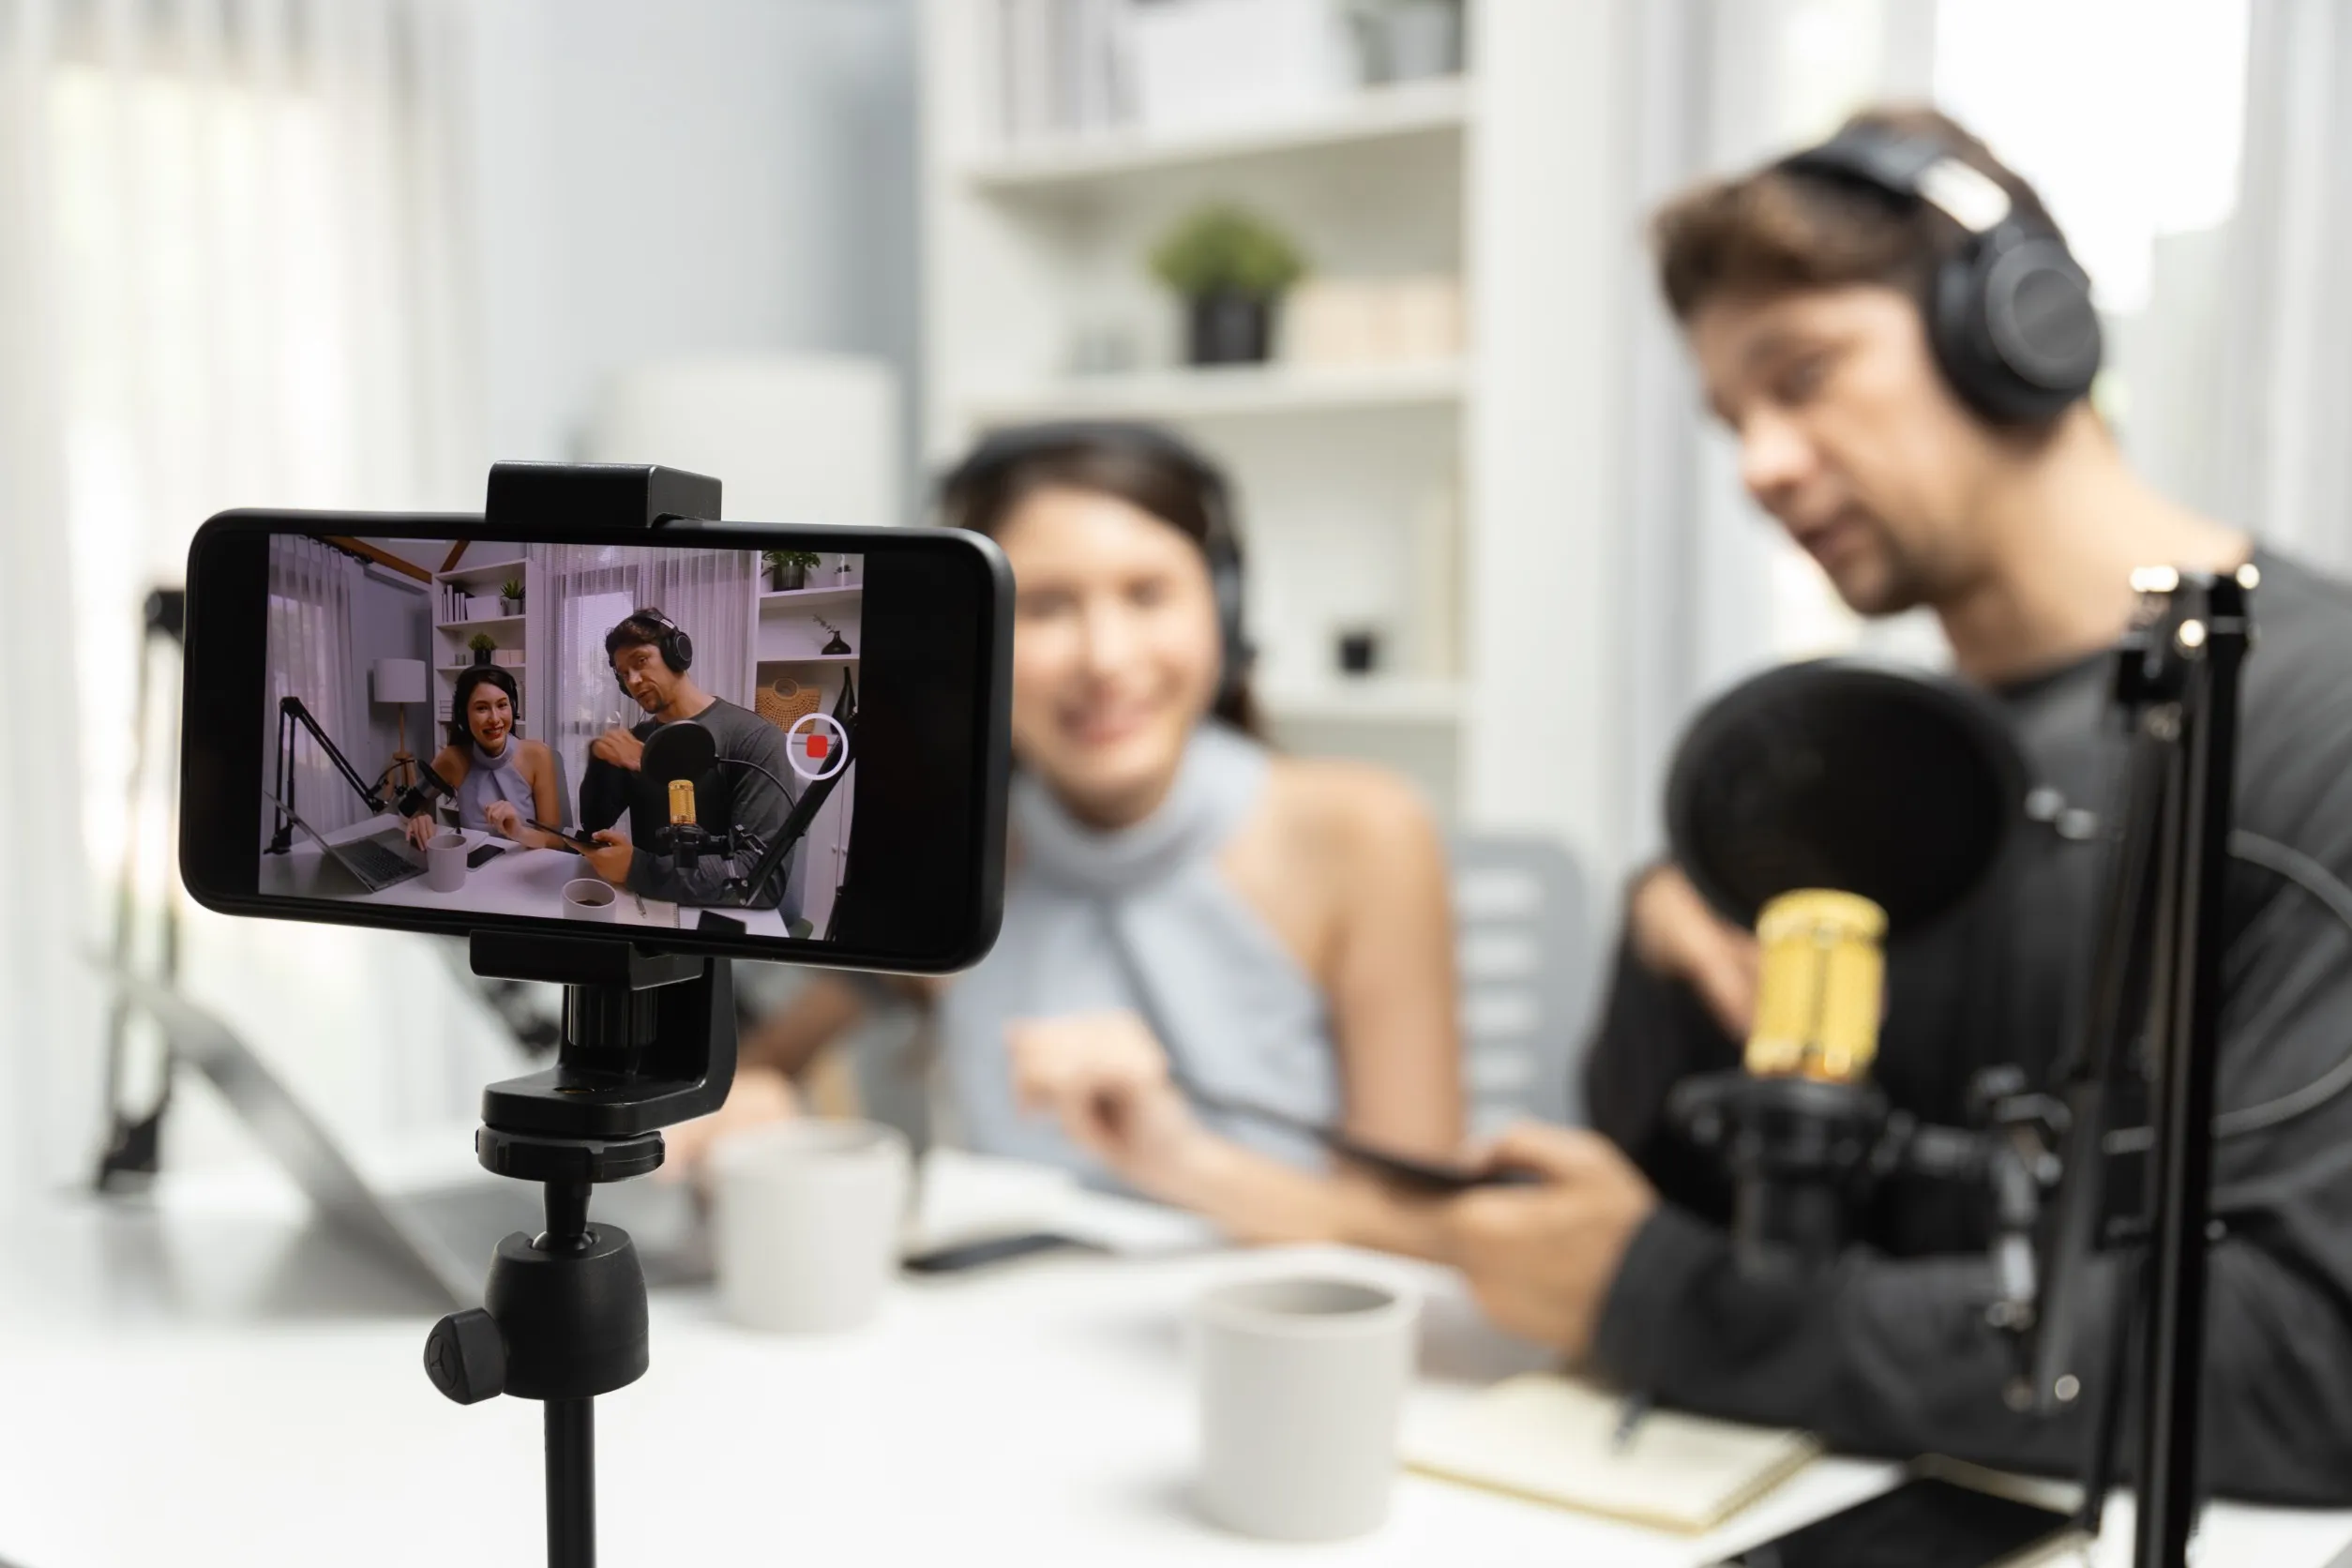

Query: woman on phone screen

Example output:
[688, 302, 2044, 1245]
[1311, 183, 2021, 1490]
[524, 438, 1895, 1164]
[401, 666, 568, 852]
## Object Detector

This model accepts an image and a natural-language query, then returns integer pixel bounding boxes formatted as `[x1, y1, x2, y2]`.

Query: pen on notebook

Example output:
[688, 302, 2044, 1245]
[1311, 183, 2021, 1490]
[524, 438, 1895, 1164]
[1610, 1389, 1652, 1454]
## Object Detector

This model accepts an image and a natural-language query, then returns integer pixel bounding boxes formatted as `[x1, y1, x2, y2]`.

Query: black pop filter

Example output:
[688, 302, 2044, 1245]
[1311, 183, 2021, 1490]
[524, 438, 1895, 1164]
[642, 719, 717, 784]
[1665, 660, 2028, 935]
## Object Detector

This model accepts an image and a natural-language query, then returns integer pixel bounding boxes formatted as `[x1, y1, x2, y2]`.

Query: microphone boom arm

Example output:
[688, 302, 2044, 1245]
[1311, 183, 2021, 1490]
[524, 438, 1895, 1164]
[268, 695, 392, 852]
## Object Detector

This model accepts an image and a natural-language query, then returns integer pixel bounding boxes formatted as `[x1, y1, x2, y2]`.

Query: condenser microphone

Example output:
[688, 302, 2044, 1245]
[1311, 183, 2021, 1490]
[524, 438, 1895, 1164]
[1663, 659, 2026, 1273]
[641, 718, 719, 869]
[667, 777, 701, 868]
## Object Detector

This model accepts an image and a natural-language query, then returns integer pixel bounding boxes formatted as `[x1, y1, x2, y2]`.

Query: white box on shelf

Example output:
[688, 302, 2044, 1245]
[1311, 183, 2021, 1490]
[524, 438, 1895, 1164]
[463, 596, 503, 622]
[1129, 0, 1354, 135]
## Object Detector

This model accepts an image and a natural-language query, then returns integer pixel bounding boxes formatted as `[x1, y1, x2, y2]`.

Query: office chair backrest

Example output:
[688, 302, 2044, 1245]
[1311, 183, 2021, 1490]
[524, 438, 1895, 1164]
[1450, 834, 1594, 1133]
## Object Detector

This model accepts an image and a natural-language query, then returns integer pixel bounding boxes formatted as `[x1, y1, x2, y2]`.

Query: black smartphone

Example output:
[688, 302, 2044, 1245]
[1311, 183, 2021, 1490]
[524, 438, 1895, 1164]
[901, 1231, 1101, 1274]
[181, 512, 1011, 972]
[464, 842, 506, 869]
[1713, 1472, 2078, 1567]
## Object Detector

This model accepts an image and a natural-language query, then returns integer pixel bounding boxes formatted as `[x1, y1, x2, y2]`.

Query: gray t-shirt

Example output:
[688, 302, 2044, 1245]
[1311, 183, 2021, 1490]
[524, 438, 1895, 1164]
[1586, 547, 2352, 1504]
[580, 697, 796, 908]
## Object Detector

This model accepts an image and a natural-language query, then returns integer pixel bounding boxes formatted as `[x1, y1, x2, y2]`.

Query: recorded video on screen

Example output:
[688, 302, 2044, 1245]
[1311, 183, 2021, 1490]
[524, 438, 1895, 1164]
[258, 534, 861, 942]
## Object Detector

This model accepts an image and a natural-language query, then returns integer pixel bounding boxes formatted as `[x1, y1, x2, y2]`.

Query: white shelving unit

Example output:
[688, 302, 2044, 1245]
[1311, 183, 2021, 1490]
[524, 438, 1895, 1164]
[924, 1, 1628, 859]
[430, 555, 535, 740]
[962, 74, 1473, 190]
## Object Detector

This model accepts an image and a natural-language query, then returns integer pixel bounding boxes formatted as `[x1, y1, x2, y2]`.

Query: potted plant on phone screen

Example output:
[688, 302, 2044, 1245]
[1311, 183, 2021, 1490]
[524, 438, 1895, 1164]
[763, 549, 822, 593]
[469, 631, 497, 668]
[499, 578, 524, 615]
[1150, 204, 1306, 367]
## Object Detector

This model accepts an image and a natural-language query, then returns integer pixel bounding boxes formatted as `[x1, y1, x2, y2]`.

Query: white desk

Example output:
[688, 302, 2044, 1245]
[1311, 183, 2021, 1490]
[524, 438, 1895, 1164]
[257, 814, 792, 937]
[0, 1151, 2344, 1568]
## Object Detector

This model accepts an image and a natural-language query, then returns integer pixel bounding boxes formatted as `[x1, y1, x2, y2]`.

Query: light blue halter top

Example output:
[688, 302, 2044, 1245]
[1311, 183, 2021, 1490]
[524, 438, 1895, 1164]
[936, 723, 1339, 1181]
[455, 737, 534, 834]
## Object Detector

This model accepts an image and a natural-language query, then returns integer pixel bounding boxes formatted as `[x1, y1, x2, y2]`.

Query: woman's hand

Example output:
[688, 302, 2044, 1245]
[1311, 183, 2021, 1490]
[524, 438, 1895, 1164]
[1006, 1010, 1214, 1200]
[484, 800, 525, 842]
[1629, 865, 1759, 1040]
[403, 813, 438, 852]
[657, 1065, 800, 1179]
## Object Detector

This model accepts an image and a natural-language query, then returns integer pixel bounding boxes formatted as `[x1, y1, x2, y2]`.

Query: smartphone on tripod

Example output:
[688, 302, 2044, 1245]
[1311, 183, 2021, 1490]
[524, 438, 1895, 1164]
[179, 508, 1011, 971]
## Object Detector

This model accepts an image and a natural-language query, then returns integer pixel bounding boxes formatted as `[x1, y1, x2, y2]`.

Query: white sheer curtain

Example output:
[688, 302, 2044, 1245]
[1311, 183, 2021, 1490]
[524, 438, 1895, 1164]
[264, 535, 364, 836]
[0, 0, 499, 1202]
[535, 544, 756, 828]
[2212, 0, 2352, 571]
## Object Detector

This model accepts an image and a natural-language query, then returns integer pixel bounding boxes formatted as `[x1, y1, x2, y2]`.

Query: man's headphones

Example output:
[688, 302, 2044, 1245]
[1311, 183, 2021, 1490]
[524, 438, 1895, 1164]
[938, 421, 1256, 709]
[611, 607, 693, 692]
[1777, 125, 2103, 426]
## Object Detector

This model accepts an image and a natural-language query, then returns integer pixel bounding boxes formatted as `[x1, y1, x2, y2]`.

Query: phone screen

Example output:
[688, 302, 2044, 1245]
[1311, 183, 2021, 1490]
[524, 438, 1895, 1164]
[180, 514, 1010, 972]
[1715, 1476, 2075, 1568]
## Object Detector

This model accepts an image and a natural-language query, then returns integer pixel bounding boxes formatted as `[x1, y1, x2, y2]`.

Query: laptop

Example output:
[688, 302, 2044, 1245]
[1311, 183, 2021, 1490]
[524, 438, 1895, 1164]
[264, 784, 427, 893]
[111, 971, 708, 1308]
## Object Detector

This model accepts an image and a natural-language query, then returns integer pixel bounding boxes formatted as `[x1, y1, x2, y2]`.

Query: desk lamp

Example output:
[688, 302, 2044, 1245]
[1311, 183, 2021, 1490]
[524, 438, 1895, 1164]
[372, 656, 429, 792]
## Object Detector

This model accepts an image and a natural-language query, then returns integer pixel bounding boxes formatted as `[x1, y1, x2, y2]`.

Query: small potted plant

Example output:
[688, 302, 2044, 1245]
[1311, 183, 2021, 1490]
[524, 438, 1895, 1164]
[469, 631, 497, 667]
[1149, 204, 1306, 366]
[763, 549, 822, 592]
[499, 578, 524, 615]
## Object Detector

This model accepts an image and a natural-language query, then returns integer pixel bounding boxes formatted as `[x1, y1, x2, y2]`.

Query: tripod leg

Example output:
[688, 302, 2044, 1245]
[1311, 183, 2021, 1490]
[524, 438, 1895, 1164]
[547, 1397, 595, 1568]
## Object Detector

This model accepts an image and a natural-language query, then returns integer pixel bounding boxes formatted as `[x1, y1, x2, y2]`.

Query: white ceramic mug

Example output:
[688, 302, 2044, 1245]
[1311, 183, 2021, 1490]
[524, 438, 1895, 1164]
[561, 878, 617, 920]
[1192, 1275, 1419, 1542]
[710, 1120, 912, 1334]
[426, 831, 468, 894]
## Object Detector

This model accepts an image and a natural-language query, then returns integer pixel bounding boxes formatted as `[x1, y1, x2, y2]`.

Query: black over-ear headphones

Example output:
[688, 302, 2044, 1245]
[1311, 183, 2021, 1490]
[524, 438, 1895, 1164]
[611, 606, 694, 693]
[1777, 125, 2103, 425]
[938, 421, 1256, 709]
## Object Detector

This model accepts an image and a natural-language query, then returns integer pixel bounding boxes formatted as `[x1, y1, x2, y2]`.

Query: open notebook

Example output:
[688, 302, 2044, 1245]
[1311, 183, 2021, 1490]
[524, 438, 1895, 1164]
[1406, 1374, 1820, 1534]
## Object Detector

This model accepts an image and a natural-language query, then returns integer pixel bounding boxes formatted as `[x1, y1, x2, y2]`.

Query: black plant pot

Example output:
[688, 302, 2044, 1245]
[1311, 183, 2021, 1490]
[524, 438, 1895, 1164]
[1186, 291, 1274, 366]
[473, 648, 493, 667]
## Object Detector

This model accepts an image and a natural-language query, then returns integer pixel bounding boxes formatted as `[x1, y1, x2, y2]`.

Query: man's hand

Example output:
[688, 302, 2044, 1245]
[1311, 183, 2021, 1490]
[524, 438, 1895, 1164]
[484, 800, 524, 841]
[403, 813, 438, 852]
[1630, 864, 1759, 1040]
[582, 830, 636, 886]
[591, 726, 645, 771]
[1440, 1123, 1658, 1357]
[1006, 1011, 1213, 1200]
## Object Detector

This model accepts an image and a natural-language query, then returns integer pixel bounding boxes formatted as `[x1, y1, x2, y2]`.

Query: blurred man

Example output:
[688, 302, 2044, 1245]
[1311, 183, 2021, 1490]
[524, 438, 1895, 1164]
[1431, 106, 2352, 1502]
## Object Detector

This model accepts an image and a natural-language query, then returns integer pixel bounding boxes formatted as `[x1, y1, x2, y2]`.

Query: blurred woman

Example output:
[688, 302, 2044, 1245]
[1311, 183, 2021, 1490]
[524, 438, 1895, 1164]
[679, 424, 1461, 1248]
[401, 665, 566, 851]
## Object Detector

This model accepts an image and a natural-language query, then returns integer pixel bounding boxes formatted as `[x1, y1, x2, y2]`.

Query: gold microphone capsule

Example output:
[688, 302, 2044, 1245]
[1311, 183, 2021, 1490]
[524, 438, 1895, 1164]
[1746, 889, 1888, 1084]
[667, 777, 697, 827]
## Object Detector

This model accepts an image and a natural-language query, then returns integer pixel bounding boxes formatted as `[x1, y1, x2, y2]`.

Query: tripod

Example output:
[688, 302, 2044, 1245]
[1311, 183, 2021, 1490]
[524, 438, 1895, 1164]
[422, 935, 736, 1566]
[419, 460, 737, 1568]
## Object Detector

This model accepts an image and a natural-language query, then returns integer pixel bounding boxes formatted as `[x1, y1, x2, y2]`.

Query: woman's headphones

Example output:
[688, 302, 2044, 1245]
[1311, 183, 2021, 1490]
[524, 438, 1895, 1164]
[1777, 125, 2103, 426]
[938, 421, 1256, 708]
[610, 607, 694, 693]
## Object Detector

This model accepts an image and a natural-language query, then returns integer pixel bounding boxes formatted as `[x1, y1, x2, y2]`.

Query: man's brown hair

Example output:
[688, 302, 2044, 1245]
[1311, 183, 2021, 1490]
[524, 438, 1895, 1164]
[1651, 104, 2066, 323]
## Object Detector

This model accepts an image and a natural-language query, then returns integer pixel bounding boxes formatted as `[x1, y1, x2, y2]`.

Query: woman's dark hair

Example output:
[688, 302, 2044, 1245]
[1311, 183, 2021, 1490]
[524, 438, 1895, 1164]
[937, 423, 1264, 737]
[447, 665, 521, 748]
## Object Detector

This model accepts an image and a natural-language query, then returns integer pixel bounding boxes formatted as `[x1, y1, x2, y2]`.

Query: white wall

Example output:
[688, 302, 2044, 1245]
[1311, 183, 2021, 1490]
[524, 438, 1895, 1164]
[463, 0, 920, 504]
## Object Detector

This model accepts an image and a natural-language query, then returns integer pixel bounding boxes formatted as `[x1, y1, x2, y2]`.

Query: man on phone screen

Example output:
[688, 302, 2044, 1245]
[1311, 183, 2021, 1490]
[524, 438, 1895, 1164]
[575, 609, 795, 909]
